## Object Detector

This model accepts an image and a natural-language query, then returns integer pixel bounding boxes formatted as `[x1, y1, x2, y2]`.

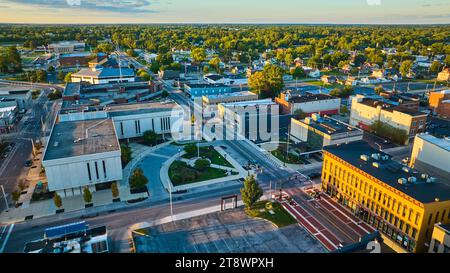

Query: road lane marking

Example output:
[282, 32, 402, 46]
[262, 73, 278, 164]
[0, 224, 14, 253]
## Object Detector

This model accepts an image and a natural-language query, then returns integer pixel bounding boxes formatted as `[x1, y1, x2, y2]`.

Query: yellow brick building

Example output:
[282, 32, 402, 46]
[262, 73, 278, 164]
[322, 141, 450, 253]
[429, 224, 450, 253]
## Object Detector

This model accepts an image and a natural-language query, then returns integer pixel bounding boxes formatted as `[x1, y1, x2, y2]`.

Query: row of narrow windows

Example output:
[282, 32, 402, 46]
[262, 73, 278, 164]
[87, 161, 107, 181]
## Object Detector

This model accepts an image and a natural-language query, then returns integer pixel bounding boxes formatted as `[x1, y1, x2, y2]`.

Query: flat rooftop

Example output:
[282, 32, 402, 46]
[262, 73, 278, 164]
[359, 98, 426, 117]
[287, 93, 336, 104]
[43, 118, 119, 161]
[0, 84, 31, 94]
[72, 67, 134, 78]
[221, 99, 275, 108]
[417, 133, 450, 152]
[324, 141, 450, 204]
[106, 102, 181, 117]
[185, 83, 229, 88]
[203, 91, 256, 100]
[297, 115, 362, 136]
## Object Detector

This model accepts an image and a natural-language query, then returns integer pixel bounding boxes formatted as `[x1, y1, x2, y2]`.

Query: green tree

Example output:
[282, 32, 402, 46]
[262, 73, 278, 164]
[111, 182, 119, 199]
[194, 158, 210, 171]
[240, 175, 263, 209]
[11, 189, 21, 204]
[127, 49, 137, 57]
[83, 187, 92, 204]
[96, 43, 113, 54]
[208, 57, 221, 73]
[64, 72, 73, 83]
[294, 109, 307, 119]
[57, 70, 66, 81]
[47, 66, 55, 73]
[143, 130, 158, 146]
[191, 48, 206, 63]
[36, 70, 47, 83]
[400, 60, 414, 78]
[129, 168, 149, 190]
[121, 144, 132, 166]
[161, 90, 169, 98]
[53, 193, 62, 209]
[184, 143, 198, 157]
[290, 66, 305, 79]
[430, 61, 442, 74]
[248, 64, 284, 99]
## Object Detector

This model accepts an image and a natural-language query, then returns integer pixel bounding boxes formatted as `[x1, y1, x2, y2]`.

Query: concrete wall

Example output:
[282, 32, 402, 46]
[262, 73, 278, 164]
[43, 150, 122, 196]
[291, 98, 341, 115]
[410, 135, 450, 174]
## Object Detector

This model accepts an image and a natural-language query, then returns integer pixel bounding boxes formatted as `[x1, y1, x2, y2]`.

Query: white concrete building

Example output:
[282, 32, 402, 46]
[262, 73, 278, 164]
[42, 119, 122, 197]
[290, 114, 364, 150]
[0, 85, 33, 112]
[409, 134, 450, 182]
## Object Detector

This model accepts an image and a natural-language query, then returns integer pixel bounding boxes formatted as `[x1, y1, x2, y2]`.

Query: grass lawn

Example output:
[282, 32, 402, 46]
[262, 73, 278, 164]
[308, 81, 341, 89]
[169, 160, 229, 186]
[183, 146, 234, 168]
[246, 201, 297, 228]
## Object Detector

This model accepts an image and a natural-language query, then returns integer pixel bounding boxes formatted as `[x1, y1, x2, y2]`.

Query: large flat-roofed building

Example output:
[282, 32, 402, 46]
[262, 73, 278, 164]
[409, 134, 450, 183]
[275, 92, 341, 115]
[71, 67, 135, 85]
[42, 118, 122, 197]
[107, 102, 183, 140]
[219, 99, 278, 140]
[0, 106, 18, 134]
[322, 141, 450, 253]
[0, 85, 33, 112]
[429, 90, 450, 118]
[184, 83, 233, 99]
[202, 91, 258, 106]
[428, 223, 450, 253]
[350, 95, 428, 138]
[48, 41, 86, 54]
[290, 113, 364, 150]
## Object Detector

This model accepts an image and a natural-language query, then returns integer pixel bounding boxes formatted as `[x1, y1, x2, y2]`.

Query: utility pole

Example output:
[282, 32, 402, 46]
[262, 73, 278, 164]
[1, 185, 9, 210]
[285, 125, 291, 166]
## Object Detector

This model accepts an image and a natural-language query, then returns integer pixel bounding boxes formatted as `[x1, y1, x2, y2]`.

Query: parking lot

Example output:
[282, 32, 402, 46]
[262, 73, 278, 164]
[133, 209, 326, 253]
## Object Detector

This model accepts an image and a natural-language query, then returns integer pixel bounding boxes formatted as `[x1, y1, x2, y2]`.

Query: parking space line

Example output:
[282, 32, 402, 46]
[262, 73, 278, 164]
[0, 224, 14, 253]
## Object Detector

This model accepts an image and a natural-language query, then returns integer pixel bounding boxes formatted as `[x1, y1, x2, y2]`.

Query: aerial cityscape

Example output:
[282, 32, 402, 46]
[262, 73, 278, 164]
[0, 0, 449, 269]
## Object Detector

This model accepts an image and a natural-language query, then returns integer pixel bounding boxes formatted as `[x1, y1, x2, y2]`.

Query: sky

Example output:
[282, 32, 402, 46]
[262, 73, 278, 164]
[0, 0, 449, 24]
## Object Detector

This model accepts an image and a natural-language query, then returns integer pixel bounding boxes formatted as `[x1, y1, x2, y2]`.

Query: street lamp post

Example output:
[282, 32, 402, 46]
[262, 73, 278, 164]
[168, 178, 174, 222]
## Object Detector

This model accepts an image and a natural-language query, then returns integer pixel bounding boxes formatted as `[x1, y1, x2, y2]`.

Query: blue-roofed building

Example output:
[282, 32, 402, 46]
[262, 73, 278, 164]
[71, 66, 135, 84]
[184, 83, 233, 100]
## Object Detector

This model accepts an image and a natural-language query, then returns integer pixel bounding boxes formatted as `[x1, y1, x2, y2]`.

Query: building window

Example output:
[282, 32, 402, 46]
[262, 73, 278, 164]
[87, 163, 92, 181]
[428, 214, 433, 225]
[433, 240, 441, 253]
[102, 160, 107, 178]
[95, 162, 99, 180]
[120, 122, 124, 136]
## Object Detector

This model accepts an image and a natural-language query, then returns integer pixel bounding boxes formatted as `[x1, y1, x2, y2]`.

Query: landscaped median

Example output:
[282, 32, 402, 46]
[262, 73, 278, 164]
[245, 200, 297, 228]
[168, 160, 233, 186]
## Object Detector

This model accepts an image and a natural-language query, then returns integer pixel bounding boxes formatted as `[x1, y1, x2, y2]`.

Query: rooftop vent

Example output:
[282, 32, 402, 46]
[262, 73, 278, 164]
[408, 177, 417, 183]
[427, 177, 437, 183]
[435, 198, 440, 202]
[53, 141, 59, 147]
[398, 178, 407, 185]
[421, 173, 429, 180]
[360, 155, 369, 162]
[73, 138, 82, 143]
[372, 162, 380, 168]
[402, 166, 411, 173]
[381, 155, 389, 161]
[371, 153, 381, 160]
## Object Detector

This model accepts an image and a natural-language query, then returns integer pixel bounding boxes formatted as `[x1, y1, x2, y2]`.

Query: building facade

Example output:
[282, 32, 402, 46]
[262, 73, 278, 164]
[428, 224, 450, 253]
[322, 141, 450, 253]
[290, 114, 364, 150]
[350, 95, 427, 138]
[409, 134, 450, 183]
[71, 67, 135, 85]
[275, 92, 341, 115]
[184, 83, 233, 99]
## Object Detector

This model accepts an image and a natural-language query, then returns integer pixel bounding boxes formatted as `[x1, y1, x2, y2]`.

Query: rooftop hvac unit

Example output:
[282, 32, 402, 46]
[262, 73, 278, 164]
[53, 141, 59, 147]
[421, 173, 429, 180]
[427, 177, 437, 183]
[371, 153, 381, 160]
[398, 178, 407, 185]
[408, 177, 417, 183]
[381, 155, 389, 161]
[360, 155, 369, 162]
[402, 166, 410, 173]
[372, 162, 380, 168]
